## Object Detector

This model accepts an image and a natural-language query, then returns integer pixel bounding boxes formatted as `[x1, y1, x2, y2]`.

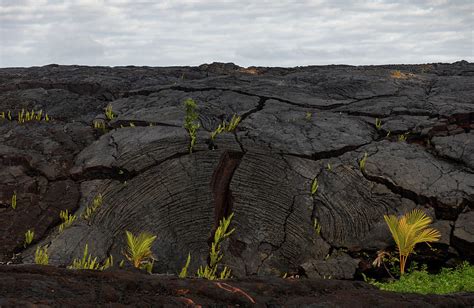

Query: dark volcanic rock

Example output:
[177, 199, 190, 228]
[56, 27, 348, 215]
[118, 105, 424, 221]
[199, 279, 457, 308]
[1, 265, 473, 307]
[0, 62, 473, 286]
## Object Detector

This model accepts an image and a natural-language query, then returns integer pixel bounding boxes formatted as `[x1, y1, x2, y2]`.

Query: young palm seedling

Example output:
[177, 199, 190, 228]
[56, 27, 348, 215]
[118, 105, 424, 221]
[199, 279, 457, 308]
[24, 229, 34, 248]
[224, 114, 241, 132]
[179, 253, 192, 278]
[35, 246, 49, 265]
[123, 231, 157, 270]
[311, 177, 319, 195]
[68, 244, 113, 271]
[105, 104, 115, 120]
[359, 152, 368, 172]
[375, 118, 382, 130]
[11, 191, 17, 209]
[197, 213, 235, 280]
[384, 209, 440, 275]
[82, 193, 103, 222]
[58, 210, 77, 233]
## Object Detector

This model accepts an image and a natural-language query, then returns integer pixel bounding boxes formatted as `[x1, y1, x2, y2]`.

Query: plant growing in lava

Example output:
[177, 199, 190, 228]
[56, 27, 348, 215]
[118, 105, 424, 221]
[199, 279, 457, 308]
[58, 210, 77, 233]
[35, 246, 49, 265]
[68, 244, 113, 271]
[311, 177, 319, 195]
[210, 122, 225, 141]
[313, 218, 322, 235]
[24, 229, 34, 248]
[197, 213, 235, 280]
[105, 103, 115, 120]
[179, 252, 192, 278]
[384, 209, 441, 275]
[375, 118, 382, 130]
[359, 152, 368, 172]
[398, 132, 409, 142]
[224, 114, 241, 132]
[11, 191, 17, 209]
[183, 98, 200, 153]
[123, 231, 157, 270]
[82, 193, 103, 222]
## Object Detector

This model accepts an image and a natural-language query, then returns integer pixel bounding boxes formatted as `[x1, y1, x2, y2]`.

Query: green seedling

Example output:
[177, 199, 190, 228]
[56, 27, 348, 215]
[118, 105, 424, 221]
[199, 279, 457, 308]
[305, 112, 312, 121]
[35, 246, 49, 265]
[359, 152, 368, 172]
[398, 132, 409, 142]
[59, 210, 77, 233]
[375, 118, 382, 130]
[129, 122, 135, 127]
[69, 244, 113, 271]
[197, 213, 235, 280]
[313, 218, 321, 235]
[82, 193, 103, 222]
[11, 191, 17, 209]
[124, 231, 157, 270]
[210, 122, 225, 141]
[24, 229, 34, 247]
[224, 114, 241, 132]
[311, 177, 319, 195]
[179, 253, 191, 278]
[105, 104, 115, 120]
[327, 163, 332, 171]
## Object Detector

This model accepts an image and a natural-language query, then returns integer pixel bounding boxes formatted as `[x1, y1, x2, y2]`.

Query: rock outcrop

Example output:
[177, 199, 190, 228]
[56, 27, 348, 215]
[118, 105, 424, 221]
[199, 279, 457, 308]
[0, 62, 472, 282]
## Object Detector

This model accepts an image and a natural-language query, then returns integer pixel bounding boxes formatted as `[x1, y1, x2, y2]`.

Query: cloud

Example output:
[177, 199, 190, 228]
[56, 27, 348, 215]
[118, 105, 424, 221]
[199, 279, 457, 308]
[0, 0, 472, 67]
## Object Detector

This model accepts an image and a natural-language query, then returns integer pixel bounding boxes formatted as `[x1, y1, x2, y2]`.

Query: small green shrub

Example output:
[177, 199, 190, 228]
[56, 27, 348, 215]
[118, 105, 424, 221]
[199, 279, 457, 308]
[58, 210, 77, 233]
[124, 231, 157, 270]
[35, 246, 49, 265]
[68, 244, 113, 271]
[24, 229, 34, 248]
[179, 252, 191, 278]
[82, 193, 103, 222]
[183, 99, 200, 153]
[197, 213, 235, 280]
[372, 262, 474, 294]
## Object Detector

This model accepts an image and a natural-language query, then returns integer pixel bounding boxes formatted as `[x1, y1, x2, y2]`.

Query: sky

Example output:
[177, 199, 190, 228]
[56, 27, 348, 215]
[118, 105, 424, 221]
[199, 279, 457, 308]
[0, 0, 472, 67]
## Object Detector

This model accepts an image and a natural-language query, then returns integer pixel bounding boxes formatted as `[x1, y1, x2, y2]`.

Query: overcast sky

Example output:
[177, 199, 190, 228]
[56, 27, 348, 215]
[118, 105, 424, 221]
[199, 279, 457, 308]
[0, 0, 472, 67]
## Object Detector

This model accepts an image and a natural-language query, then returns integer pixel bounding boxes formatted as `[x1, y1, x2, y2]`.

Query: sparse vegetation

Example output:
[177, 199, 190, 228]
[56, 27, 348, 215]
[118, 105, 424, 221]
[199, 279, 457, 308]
[310, 177, 319, 195]
[398, 132, 409, 142]
[68, 244, 113, 271]
[305, 111, 312, 121]
[359, 152, 368, 172]
[384, 209, 440, 275]
[124, 231, 157, 270]
[35, 246, 49, 265]
[24, 229, 34, 248]
[224, 114, 241, 132]
[179, 253, 192, 278]
[58, 210, 77, 233]
[82, 193, 103, 222]
[371, 262, 474, 294]
[210, 114, 241, 141]
[105, 104, 115, 120]
[327, 163, 332, 171]
[313, 218, 321, 235]
[197, 213, 235, 280]
[183, 98, 200, 153]
[375, 118, 382, 130]
[11, 191, 17, 209]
